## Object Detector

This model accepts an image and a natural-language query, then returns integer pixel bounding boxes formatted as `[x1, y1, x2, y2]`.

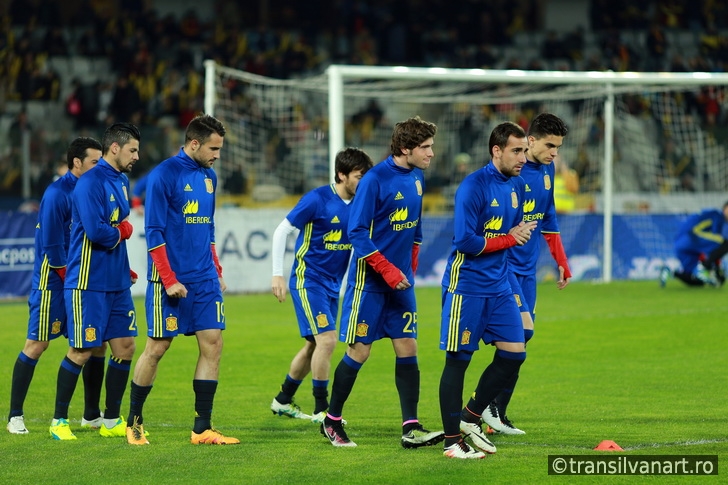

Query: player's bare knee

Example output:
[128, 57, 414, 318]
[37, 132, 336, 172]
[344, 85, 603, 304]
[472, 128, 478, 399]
[22, 339, 49, 359]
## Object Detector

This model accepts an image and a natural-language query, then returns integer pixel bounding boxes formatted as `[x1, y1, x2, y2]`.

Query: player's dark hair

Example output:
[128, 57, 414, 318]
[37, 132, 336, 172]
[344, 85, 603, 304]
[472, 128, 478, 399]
[390, 116, 437, 156]
[67, 136, 102, 169]
[186, 113, 226, 144]
[334, 147, 374, 183]
[102, 122, 141, 154]
[489, 121, 527, 157]
[528, 113, 568, 138]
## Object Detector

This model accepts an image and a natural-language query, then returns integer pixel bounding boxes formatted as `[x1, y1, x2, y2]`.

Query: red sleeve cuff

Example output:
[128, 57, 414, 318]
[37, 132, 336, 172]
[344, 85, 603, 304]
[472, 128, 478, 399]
[149, 245, 178, 288]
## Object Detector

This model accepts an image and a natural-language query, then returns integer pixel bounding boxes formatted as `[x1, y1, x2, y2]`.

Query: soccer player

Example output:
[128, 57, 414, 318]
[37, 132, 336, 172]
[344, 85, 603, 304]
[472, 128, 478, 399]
[7, 137, 106, 435]
[322, 116, 445, 449]
[270, 148, 373, 423]
[49, 123, 141, 440]
[438, 122, 536, 459]
[125, 114, 238, 446]
[481, 113, 571, 435]
[660, 202, 728, 287]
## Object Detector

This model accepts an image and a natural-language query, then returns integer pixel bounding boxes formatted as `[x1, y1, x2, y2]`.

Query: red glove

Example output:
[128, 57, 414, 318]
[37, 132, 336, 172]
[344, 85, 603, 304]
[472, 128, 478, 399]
[149, 245, 178, 289]
[211, 243, 223, 277]
[365, 251, 404, 289]
[130, 269, 138, 281]
[479, 234, 518, 254]
[411, 244, 420, 276]
[543, 233, 572, 279]
[54, 266, 66, 281]
[118, 220, 133, 240]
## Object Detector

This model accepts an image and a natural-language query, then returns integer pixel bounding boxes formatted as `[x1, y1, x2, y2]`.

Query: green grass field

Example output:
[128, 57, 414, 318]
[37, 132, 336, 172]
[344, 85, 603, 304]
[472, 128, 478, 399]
[0, 281, 726, 484]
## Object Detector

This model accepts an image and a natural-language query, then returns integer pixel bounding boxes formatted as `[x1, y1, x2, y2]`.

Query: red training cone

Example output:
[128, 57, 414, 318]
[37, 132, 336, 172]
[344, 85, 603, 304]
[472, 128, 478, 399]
[594, 440, 624, 451]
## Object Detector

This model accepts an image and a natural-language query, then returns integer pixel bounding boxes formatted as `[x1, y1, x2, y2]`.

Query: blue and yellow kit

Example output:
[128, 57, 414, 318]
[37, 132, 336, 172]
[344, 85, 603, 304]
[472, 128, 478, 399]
[145, 148, 218, 283]
[347, 156, 424, 293]
[287, 184, 353, 297]
[442, 162, 525, 296]
[65, 159, 132, 292]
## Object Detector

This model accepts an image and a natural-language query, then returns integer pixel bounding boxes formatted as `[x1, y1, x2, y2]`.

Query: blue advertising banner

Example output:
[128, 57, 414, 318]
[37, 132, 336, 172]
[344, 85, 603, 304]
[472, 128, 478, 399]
[0, 210, 698, 299]
[0, 211, 36, 299]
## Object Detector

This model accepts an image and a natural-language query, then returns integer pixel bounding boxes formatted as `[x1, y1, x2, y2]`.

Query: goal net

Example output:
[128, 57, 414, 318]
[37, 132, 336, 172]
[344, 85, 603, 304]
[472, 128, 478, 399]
[204, 62, 728, 282]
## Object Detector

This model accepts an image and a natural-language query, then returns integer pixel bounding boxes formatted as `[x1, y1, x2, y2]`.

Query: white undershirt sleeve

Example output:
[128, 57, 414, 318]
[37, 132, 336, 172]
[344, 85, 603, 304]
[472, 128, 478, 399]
[271, 218, 297, 276]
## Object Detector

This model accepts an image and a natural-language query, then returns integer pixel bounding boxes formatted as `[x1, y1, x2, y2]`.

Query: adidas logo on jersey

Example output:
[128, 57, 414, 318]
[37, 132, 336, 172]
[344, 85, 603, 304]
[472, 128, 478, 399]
[184, 184, 193, 192]
[395, 192, 404, 200]
[525, 184, 532, 192]
[490, 198, 499, 207]
[110, 194, 116, 201]
[331, 215, 340, 223]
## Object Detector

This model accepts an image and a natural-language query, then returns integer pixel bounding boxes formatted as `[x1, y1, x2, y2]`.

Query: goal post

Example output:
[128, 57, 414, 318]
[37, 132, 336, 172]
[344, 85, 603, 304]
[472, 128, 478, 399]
[325, 65, 728, 283]
[204, 60, 728, 283]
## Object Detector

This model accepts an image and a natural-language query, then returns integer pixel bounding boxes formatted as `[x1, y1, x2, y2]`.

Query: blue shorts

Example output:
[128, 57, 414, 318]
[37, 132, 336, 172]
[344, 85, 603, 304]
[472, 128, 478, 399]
[508, 272, 537, 321]
[27, 289, 66, 341]
[145, 279, 225, 338]
[290, 286, 338, 338]
[339, 287, 417, 344]
[65, 289, 137, 348]
[439, 289, 523, 352]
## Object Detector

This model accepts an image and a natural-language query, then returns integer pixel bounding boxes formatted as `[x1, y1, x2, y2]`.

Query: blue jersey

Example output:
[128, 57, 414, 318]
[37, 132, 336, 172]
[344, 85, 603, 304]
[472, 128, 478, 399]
[32, 171, 78, 290]
[675, 208, 726, 252]
[442, 162, 525, 296]
[287, 184, 353, 297]
[347, 156, 424, 293]
[145, 148, 218, 284]
[508, 159, 560, 275]
[65, 159, 132, 291]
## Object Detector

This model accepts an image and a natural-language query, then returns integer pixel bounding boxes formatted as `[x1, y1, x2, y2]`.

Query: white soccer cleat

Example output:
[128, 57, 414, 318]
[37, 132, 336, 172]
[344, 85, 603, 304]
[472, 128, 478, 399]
[482, 402, 526, 435]
[81, 412, 104, 429]
[443, 439, 486, 459]
[460, 420, 496, 454]
[7, 416, 29, 434]
[270, 398, 312, 420]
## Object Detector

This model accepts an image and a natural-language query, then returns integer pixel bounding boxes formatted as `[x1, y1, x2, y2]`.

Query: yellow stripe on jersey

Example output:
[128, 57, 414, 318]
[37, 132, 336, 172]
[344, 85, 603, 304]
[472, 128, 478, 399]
[445, 293, 463, 352]
[150, 261, 159, 282]
[294, 222, 313, 290]
[299, 288, 318, 336]
[446, 251, 465, 293]
[71, 289, 83, 349]
[39, 255, 50, 290]
[38, 289, 51, 340]
[151, 282, 164, 337]
[343, 257, 367, 343]
[78, 235, 93, 289]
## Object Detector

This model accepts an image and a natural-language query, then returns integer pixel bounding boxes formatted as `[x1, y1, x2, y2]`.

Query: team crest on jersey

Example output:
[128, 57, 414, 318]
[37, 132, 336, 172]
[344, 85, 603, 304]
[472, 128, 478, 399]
[544, 174, 551, 190]
[316, 314, 329, 328]
[204, 178, 214, 194]
[511, 191, 518, 208]
[461, 330, 471, 345]
[85, 327, 96, 342]
[122, 186, 128, 200]
[51, 319, 62, 335]
[356, 322, 369, 337]
[415, 179, 423, 196]
[514, 294, 522, 307]
[165, 316, 178, 331]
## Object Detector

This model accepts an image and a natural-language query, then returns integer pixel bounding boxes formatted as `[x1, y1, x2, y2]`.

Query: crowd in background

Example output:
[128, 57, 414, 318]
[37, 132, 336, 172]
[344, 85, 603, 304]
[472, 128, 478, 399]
[1, 0, 728, 203]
